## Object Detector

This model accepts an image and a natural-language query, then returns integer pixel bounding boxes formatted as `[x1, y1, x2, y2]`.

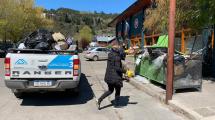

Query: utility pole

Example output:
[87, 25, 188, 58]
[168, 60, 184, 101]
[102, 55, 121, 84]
[166, 0, 176, 104]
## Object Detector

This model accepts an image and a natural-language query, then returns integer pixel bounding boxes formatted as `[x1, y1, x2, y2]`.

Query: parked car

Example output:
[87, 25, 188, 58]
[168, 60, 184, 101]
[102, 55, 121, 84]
[0, 49, 5, 58]
[0, 42, 15, 58]
[84, 47, 110, 61]
[87, 47, 96, 51]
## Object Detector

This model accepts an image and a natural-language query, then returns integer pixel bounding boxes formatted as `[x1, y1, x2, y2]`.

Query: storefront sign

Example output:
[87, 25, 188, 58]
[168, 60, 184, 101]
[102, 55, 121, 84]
[130, 10, 144, 36]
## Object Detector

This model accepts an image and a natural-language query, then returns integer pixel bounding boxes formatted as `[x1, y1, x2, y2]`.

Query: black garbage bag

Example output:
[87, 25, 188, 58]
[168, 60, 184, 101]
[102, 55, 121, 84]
[174, 55, 185, 65]
[34, 42, 50, 50]
[24, 29, 55, 50]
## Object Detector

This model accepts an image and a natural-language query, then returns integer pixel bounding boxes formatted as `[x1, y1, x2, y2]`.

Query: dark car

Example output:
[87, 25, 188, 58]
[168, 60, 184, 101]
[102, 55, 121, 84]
[0, 42, 15, 58]
[0, 49, 6, 58]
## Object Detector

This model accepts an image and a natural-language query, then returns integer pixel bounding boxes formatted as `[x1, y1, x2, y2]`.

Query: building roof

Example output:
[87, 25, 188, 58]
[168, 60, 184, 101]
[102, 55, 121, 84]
[108, 0, 151, 27]
[96, 36, 115, 42]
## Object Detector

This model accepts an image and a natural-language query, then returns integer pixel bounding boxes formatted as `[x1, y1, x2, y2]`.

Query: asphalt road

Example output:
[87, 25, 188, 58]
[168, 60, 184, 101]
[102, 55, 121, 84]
[0, 58, 118, 120]
[0, 55, 185, 120]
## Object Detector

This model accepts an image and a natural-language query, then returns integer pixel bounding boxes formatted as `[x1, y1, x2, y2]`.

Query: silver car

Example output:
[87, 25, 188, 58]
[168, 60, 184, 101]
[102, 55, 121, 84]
[84, 47, 110, 61]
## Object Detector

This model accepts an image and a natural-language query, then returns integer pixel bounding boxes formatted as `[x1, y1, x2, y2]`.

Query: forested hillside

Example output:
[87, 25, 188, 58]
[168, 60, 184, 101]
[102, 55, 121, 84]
[45, 8, 118, 38]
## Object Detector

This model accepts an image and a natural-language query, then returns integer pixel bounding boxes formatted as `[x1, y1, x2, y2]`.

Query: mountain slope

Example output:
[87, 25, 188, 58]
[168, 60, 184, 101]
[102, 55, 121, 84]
[45, 8, 118, 37]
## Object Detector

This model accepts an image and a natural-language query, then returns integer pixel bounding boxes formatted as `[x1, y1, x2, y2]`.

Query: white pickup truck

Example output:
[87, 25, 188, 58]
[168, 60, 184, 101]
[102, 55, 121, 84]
[4, 49, 81, 98]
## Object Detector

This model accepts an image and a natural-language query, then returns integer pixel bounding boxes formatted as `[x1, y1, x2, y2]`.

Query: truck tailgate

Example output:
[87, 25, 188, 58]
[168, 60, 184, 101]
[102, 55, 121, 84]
[10, 54, 73, 79]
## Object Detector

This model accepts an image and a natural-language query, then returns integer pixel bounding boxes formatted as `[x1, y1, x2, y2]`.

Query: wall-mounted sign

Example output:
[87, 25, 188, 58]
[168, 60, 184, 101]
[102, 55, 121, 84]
[130, 10, 144, 37]
[134, 18, 139, 29]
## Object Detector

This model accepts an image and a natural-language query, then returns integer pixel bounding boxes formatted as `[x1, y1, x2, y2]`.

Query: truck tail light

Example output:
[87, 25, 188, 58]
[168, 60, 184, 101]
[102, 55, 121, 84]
[73, 57, 80, 76]
[74, 65, 79, 70]
[5, 57, 10, 76]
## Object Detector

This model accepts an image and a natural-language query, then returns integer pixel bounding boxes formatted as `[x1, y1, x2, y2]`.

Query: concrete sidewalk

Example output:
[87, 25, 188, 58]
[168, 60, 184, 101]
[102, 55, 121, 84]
[129, 77, 215, 120]
[126, 57, 215, 120]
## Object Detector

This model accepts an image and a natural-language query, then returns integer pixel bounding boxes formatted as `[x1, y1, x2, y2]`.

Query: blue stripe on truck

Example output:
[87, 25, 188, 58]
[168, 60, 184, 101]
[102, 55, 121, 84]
[47, 55, 73, 69]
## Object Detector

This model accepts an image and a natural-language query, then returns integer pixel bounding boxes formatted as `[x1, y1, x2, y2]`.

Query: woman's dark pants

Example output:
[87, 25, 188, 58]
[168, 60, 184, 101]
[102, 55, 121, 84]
[98, 83, 121, 104]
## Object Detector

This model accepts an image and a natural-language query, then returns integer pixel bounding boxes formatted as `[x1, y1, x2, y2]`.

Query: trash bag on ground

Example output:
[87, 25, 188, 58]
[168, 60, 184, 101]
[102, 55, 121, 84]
[24, 29, 55, 50]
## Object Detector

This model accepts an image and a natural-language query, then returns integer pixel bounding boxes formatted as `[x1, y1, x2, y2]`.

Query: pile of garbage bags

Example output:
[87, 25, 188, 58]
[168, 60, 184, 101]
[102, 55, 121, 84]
[18, 29, 74, 51]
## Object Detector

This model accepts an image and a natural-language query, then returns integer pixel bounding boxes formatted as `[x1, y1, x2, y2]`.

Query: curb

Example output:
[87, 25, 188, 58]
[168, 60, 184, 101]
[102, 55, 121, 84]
[168, 100, 203, 120]
[129, 77, 202, 120]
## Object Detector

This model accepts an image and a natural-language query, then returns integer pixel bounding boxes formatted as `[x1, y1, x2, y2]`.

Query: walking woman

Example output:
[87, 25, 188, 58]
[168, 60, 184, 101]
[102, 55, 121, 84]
[96, 44, 127, 110]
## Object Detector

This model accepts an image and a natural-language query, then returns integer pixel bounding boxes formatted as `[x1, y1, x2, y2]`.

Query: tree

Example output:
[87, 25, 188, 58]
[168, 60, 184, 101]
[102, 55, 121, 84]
[144, 0, 169, 33]
[44, 7, 117, 38]
[75, 25, 93, 49]
[0, 0, 53, 42]
[65, 14, 71, 23]
[144, 0, 215, 34]
[79, 25, 93, 42]
[194, 0, 215, 27]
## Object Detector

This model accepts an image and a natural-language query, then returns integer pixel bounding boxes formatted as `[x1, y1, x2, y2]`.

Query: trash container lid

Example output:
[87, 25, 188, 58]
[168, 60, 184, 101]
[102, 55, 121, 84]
[152, 35, 168, 48]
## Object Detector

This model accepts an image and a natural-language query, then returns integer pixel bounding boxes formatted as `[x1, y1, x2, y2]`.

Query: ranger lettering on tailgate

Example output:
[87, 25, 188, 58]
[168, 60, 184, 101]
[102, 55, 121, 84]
[12, 70, 72, 77]
[11, 55, 74, 78]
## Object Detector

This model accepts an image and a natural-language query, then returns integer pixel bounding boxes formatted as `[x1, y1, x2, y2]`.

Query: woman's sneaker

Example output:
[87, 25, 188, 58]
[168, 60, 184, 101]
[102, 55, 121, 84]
[96, 99, 101, 110]
[114, 97, 122, 108]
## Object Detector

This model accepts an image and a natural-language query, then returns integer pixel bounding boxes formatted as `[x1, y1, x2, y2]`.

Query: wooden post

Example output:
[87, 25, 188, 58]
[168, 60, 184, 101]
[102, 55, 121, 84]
[212, 31, 214, 49]
[144, 37, 147, 46]
[152, 32, 155, 45]
[138, 37, 141, 46]
[152, 37, 155, 45]
[131, 39, 134, 47]
[166, 0, 176, 104]
[181, 28, 185, 53]
[141, 31, 145, 48]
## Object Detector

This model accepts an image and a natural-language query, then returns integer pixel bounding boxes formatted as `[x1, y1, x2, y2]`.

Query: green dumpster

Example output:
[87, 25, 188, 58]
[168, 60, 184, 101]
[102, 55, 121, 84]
[137, 35, 202, 91]
[139, 35, 168, 84]
[139, 47, 167, 84]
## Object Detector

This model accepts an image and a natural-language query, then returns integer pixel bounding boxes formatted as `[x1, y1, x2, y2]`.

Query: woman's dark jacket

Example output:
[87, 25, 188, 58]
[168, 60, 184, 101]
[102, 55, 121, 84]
[104, 49, 126, 86]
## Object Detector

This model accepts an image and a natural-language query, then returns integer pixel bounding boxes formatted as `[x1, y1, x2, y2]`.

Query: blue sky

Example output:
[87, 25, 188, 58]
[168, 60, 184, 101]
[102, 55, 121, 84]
[35, 0, 136, 14]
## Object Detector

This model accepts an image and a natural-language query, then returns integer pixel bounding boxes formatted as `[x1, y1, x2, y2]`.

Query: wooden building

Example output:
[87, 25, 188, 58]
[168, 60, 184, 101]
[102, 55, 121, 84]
[108, 0, 152, 48]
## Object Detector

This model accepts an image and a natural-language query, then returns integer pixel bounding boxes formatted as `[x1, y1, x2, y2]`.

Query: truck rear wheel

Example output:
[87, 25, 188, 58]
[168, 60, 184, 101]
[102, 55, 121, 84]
[73, 87, 80, 96]
[66, 82, 80, 97]
[12, 89, 23, 99]
[66, 88, 79, 96]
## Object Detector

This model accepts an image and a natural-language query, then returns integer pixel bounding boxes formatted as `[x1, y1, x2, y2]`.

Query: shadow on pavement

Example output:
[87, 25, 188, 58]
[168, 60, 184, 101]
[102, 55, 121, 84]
[99, 96, 138, 110]
[85, 59, 107, 62]
[150, 80, 201, 93]
[20, 73, 94, 106]
[175, 88, 200, 93]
